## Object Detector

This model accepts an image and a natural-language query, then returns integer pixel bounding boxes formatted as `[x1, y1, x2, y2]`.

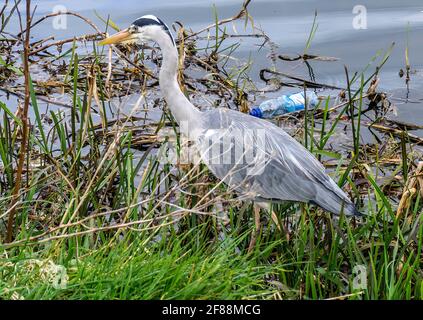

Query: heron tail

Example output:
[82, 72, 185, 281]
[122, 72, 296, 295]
[310, 198, 362, 216]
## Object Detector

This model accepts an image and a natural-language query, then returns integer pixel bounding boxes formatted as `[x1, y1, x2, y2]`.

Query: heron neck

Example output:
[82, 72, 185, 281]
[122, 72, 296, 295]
[155, 33, 201, 131]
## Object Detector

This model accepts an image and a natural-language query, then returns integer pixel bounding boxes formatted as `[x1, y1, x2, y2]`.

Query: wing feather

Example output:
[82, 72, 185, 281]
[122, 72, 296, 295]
[196, 108, 358, 215]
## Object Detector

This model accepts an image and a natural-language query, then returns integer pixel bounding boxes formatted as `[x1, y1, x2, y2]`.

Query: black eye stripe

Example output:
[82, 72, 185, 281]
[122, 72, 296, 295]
[132, 17, 160, 28]
[132, 16, 175, 46]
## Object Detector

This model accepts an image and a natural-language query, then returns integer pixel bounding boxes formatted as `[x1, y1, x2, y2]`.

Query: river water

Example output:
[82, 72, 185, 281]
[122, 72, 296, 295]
[3, 0, 423, 135]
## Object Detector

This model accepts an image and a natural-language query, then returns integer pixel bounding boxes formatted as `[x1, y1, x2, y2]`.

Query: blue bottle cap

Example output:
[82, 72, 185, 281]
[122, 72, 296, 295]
[249, 107, 263, 118]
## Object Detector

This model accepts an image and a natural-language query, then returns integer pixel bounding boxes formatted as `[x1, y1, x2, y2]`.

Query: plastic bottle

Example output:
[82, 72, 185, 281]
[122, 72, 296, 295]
[249, 91, 319, 119]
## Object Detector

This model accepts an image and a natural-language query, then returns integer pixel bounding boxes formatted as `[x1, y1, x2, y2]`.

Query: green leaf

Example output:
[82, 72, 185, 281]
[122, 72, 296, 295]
[94, 10, 120, 31]
[0, 55, 23, 75]
[314, 149, 342, 160]
[0, 100, 22, 125]
[29, 75, 48, 152]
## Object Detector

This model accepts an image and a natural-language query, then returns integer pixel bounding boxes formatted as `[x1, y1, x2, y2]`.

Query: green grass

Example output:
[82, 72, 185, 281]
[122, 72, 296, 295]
[1, 227, 284, 300]
[0, 3, 422, 300]
[1, 198, 421, 300]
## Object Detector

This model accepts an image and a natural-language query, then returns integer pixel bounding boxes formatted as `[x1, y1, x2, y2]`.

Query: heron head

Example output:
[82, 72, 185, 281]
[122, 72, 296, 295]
[99, 15, 175, 46]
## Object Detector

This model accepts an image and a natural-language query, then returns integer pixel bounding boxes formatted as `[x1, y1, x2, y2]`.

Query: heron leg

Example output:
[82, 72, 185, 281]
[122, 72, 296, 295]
[257, 201, 290, 242]
[247, 205, 261, 253]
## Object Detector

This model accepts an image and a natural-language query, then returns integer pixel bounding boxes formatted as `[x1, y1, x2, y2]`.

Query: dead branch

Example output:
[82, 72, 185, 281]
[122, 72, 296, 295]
[186, 0, 252, 39]
[18, 10, 102, 38]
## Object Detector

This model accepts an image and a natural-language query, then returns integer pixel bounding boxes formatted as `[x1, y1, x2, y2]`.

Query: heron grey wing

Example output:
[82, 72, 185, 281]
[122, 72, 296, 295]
[196, 108, 357, 215]
[196, 108, 322, 199]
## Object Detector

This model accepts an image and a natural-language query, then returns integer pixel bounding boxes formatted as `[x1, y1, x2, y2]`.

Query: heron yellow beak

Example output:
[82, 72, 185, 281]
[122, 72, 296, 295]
[99, 29, 133, 45]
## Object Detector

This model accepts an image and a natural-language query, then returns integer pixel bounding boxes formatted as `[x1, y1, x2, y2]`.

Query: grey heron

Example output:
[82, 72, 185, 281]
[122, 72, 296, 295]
[100, 15, 360, 217]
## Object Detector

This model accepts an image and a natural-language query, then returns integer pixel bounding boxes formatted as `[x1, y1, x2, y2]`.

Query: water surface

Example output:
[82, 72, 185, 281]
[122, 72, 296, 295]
[4, 0, 423, 132]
